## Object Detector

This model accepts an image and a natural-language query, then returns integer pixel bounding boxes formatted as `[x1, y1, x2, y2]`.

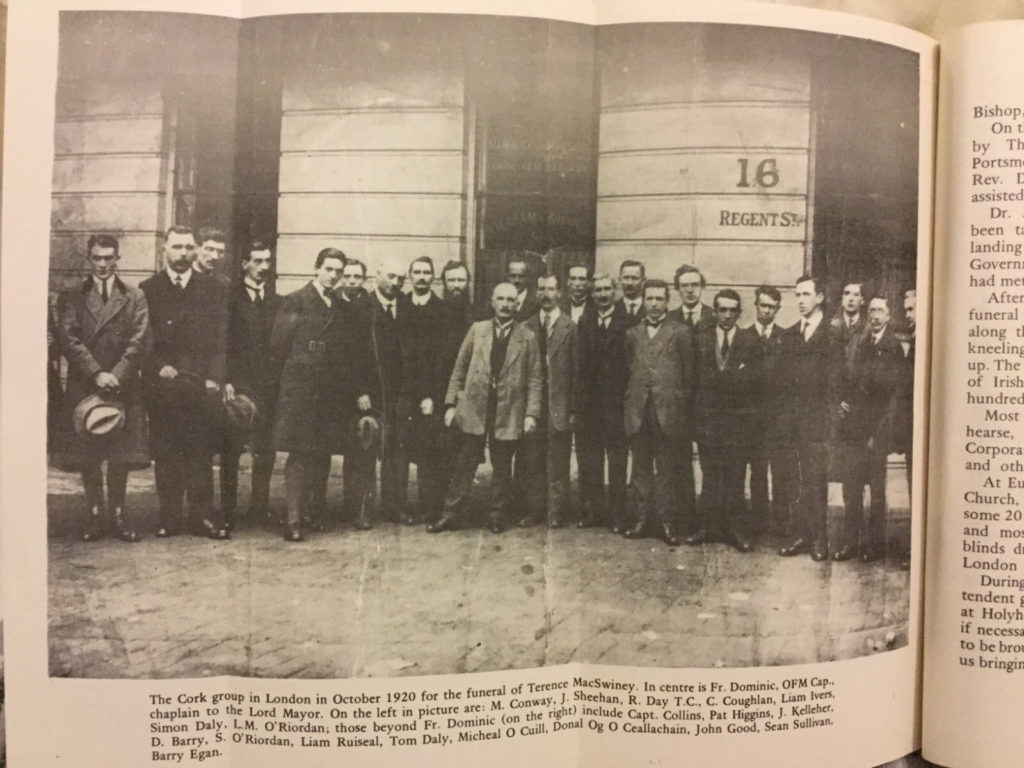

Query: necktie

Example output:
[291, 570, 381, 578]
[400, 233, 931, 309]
[387, 302, 395, 320]
[600, 316, 609, 330]
[721, 331, 730, 357]
[685, 310, 694, 326]
[100, 279, 108, 304]
[175, 275, 184, 291]
[802, 320, 810, 341]
[628, 302, 636, 316]
[254, 288, 263, 304]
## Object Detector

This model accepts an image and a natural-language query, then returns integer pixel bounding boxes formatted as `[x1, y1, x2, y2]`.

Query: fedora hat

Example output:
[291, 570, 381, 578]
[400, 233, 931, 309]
[73, 393, 126, 438]
[224, 393, 259, 431]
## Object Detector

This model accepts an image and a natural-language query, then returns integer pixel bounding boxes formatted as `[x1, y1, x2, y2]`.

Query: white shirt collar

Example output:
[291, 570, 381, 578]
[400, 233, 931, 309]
[376, 289, 396, 312]
[167, 267, 192, 289]
[755, 320, 774, 338]
[801, 309, 823, 335]
[411, 290, 432, 307]
[515, 291, 527, 310]
[844, 312, 861, 328]
[312, 281, 332, 306]
[541, 306, 561, 325]
[716, 326, 734, 344]
[494, 318, 514, 335]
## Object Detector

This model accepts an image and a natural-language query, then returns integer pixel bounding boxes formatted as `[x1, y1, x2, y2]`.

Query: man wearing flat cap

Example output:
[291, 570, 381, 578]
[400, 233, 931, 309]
[57, 234, 151, 541]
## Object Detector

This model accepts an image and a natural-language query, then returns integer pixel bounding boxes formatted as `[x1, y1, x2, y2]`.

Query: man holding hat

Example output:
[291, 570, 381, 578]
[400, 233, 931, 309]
[57, 234, 152, 542]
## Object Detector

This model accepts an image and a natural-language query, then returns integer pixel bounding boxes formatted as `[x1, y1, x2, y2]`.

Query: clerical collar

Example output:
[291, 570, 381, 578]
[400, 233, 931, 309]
[166, 267, 192, 289]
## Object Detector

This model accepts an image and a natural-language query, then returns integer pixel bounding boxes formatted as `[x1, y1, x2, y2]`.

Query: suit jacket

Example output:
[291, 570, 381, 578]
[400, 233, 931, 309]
[668, 302, 714, 330]
[366, 291, 409, 410]
[57, 275, 151, 465]
[742, 323, 790, 431]
[835, 325, 903, 448]
[445, 320, 543, 441]
[226, 282, 281, 407]
[560, 296, 592, 325]
[514, 292, 541, 322]
[624, 318, 695, 438]
[401, 292, 448, 406]
[695, 325, 763, 452]
[524, 312, 578, 433]
[270, 283, 373, 454]
[781, 315, 832, 442]
[140, 270, 226, 385]
[578, 304, 631, 432]
[614, 298, 645, 327]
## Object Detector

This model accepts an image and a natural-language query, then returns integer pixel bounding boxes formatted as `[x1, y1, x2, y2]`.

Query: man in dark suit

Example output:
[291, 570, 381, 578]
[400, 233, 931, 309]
[623, 279, 696, 546]
[522, 273, 578, 527]
[615, 260, 645, 325]
[833, 296, 903, 561]
[337, 258, 371, 308]
[779, 275, 832, 561]
[830, 281, 866, 344]
[743, 285, 795, 536]
[400, 256, 447, 525]
[57, 234, 151, 542]
[221, 241, 280, 528]
[270, 248, 374, 541]
[429, 282, 543, 534]
[669, 264, 714, 329]
[507, 257, 541, 321]
[577, 273, 631, 531]
[193, 227, 230, 287]
[563, 263, 592, 324]
[140, 225, 229, 540]
[686, 290, 761, 552]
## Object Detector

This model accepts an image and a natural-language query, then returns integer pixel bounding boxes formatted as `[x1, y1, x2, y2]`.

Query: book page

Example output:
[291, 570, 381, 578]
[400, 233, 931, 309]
[3, 1, 934, 766]
[922, 19, 1024, 768]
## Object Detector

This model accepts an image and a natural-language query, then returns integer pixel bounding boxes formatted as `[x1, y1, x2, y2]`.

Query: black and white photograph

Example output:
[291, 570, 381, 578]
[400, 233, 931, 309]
[45, 11, 921, 679]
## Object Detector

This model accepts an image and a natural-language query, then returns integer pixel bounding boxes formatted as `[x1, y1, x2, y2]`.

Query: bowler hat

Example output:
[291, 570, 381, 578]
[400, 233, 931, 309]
[72, 393, 126, 438]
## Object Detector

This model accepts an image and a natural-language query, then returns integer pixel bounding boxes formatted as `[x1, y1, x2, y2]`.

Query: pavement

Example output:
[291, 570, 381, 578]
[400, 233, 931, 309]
[47, 457, 911, 679]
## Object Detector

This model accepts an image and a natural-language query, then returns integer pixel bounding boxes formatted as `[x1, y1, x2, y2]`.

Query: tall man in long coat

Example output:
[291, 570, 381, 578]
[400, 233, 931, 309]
[577, 273, 631, 532]
[428, 282, 543, 534]
[270, 248, 374, 541]
[779, 275, 832, 561]
[686, 290, 761, 552]
[140, 225, 228, 540]
[57, 234, 151, 541]
[221, 241, 280, 527]
[623, 279, 696, 546]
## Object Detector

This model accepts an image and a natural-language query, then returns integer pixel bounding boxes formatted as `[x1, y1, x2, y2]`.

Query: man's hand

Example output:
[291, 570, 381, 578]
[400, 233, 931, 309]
[223, 383, 236, 403]
[420, 397, 434, 416]
[205, 379, 220, 393]
[94, 371, 120, 392]
[444, 406, 456, 428]
[838, 401, 851, 417]
[524, 416, 538, 434]
[357, 394, 372, 412]
[158, 365, 178, 380]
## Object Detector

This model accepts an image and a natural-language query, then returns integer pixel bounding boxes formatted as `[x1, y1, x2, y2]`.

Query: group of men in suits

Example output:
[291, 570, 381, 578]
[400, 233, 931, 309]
[55, 228, 912, 559]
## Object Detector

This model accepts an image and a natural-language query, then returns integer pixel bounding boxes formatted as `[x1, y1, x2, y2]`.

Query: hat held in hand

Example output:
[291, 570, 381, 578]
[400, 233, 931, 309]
[224, 393, 259, 431]
[73, 393, 126, 438]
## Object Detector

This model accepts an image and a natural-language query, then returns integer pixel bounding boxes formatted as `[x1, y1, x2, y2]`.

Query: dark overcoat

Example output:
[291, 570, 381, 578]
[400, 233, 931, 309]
[694, 325, 763, 453]
[226, 282, 282, 448]
[577, 304, 631, 435]
[56, 276, 151, 467]
[270, 283, 373, 454]
[780, 317, 832, 443]
[835, 325, 903, 450]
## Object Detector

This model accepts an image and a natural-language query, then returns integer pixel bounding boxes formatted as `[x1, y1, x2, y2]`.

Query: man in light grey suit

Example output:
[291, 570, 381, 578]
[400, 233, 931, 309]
[428, 282, 543, 534]
[623, 279, 696, 546]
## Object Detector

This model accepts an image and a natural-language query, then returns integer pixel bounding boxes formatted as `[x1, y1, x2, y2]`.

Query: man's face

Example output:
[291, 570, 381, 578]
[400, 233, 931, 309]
[315, 256, 345, 290]
[492, 283, 517, 321]
[162, 231, 197, 274]
[619, 266, 643, 300]
[506, 261, 529, 295]
[243, 249, 272, 284]
[592, 277, 614, 309]
[376, 265, 405, 300]
[868, 298, 890, 332]
[794, 279, 824, 318]
[755, 293, 780, 326]
[88, 246, 119, 280]
[567, 267, 589, 303]
[644, 287, 668, 322]
[196, 239, 226, 273]
[904, 295, 916, 329]
[409, 260, 434, 296]
[715, 297, 741, 332]
[677, 271, 703, 308]
[340, 263, 366, 296]
[537, 276, 561, 311]
[842, 283, 864, 316]
[443, 267, 468, 300]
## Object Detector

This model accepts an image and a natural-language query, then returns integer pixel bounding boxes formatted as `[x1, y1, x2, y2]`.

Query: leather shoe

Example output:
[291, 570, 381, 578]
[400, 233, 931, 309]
[684, 529, 709, 546]
[623, 521, 647, 539]
[860, 545, 880, 562]
[811, 540, 829, 561]
[833, 545, 857, 561]
[284, 525, 304, 543]
[660, 522, 680, 547]
[399, 513, 419, 526]
[610, 524, 625, 535]
[577, 513, 596, 529]
[726, 530, 752, 553]
[779, 537, 808, 557]
[192, 519, 229, 540]
[155, 525, 178, 539]
[549, 518, 564, 529]
[516, 516, 538, 527]
[488, 519, 505, 534]
[426, 516, 457, 534]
